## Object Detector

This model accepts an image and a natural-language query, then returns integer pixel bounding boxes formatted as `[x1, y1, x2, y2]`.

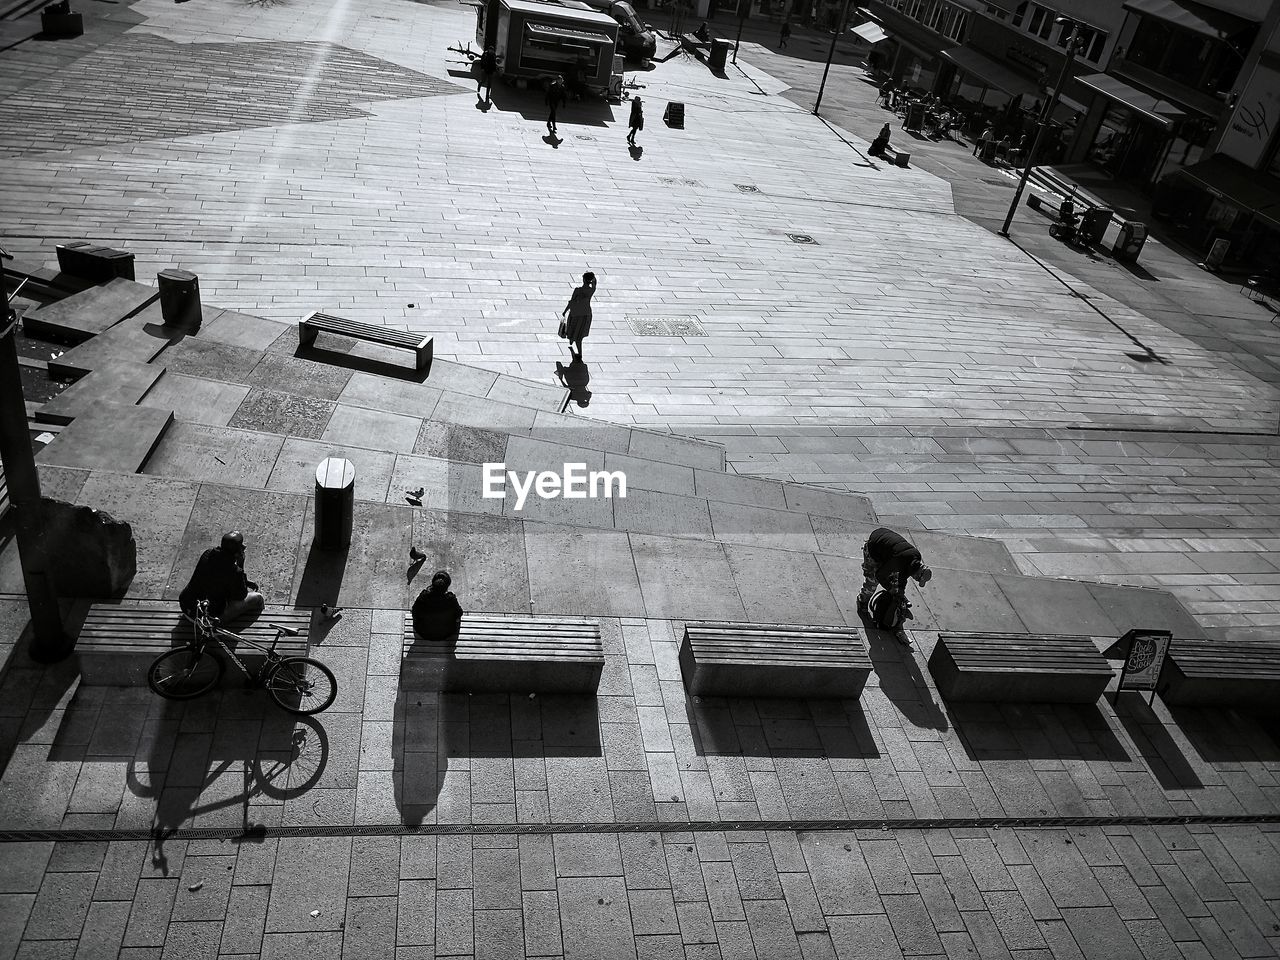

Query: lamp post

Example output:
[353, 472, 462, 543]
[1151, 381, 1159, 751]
[812, 0, 851, 115]
[732, 0, 745, 64]
[999, 19, 1083, 238]
[0, 249, 70, 662]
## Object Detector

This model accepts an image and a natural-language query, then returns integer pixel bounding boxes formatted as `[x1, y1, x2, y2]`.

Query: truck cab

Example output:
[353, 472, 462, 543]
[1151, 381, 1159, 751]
[576, 0, 656, 60]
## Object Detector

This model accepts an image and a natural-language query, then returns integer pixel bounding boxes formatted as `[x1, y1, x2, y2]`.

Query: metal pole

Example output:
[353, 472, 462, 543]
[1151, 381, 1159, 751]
[0, 251, 71, 662]
[733, 0, 744, 64]
[999, 23, 1079, 238]
[812, 0, 850, 115]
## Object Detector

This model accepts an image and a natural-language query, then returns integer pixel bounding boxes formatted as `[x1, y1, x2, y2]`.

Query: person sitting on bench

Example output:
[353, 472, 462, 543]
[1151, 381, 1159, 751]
[694, 21, 711, 42]
[412, 570, 465, 643]
[178, 530, 265, 622]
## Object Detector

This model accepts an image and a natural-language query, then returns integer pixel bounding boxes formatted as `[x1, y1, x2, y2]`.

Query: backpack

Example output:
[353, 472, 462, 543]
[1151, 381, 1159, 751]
[868, 588, 907, 631]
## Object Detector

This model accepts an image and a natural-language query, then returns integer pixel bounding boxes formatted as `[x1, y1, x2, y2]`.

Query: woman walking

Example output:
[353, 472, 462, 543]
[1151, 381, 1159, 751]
[560, 272, 597, 357]
[627, 97, 643, 146]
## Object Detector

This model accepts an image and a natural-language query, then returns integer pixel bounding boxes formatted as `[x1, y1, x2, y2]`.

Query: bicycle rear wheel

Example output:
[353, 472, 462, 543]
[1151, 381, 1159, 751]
[148, 647, 224, 700]
[265, 657, 337, 715]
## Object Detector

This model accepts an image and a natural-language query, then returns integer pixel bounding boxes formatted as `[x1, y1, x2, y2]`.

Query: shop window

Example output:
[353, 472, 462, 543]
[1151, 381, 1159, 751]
[1011, 1, 1026, 28]
[1127, 16, 1254, 96]
[1055, 23, 1107, 66]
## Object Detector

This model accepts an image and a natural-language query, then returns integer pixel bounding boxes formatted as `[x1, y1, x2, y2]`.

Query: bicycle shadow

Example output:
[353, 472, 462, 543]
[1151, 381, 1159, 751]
[126, 697, 329, 873]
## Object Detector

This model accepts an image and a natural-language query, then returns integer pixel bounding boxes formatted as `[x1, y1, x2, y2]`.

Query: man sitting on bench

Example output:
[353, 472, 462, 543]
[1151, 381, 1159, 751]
[178, 530, 265, 622]
[411, 570, 464, 644]
[856, 527, 932, 644]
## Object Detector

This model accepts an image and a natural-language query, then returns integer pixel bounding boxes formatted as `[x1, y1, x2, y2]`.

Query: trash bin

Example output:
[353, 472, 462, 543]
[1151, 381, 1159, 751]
[1077, 207, 1113, 247]
[708, 38, 730, 72]
[1113, 221, 1148, 263]
[314, 457, 355, 550]
[157, 268, 202, 330]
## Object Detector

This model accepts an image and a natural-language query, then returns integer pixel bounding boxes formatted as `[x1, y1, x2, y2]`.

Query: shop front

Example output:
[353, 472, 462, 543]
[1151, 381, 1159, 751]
[1151, 153, 1280, 271]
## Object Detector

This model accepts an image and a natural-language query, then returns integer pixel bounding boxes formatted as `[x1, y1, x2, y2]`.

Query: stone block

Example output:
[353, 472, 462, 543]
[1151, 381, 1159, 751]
[39, 496, 136, 599]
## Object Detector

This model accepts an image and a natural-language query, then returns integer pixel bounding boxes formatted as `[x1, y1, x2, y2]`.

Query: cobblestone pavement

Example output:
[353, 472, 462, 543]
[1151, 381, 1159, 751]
[1, 1, 1279, 958]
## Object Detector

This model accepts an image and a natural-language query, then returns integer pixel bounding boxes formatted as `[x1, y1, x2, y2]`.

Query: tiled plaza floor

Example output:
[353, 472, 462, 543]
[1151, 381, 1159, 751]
[0, 1, 1279, 958]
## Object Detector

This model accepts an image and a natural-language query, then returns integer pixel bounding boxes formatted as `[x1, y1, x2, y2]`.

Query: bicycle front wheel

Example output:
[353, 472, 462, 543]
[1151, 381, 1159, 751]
[266, 657, 337, 715]
[148, 647, 224, 700]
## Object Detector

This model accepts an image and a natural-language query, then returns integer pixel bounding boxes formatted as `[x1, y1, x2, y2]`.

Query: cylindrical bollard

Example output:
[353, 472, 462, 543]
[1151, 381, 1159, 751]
[314, 458, 355, 550]
[157, 268, 202, 331]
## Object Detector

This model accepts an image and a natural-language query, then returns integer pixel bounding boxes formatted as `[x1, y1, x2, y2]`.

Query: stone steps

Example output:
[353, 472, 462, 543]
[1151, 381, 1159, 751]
[36, 401, 174, 473]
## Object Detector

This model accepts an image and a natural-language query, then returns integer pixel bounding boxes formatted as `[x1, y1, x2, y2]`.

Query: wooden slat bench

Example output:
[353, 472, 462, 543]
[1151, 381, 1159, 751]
[299, 312, 433, 371]
[76, 603, 311, 687]
[928, 632, 1113, 703]
[402, 613, 603, 693]
[679, 621, 872, 699]
[1157, 640, 1280, 714]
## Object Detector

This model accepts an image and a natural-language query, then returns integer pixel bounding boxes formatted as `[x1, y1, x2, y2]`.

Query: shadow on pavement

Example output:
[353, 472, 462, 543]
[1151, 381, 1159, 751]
[948, 699, 1129, 763]
[864, 628, 948, 732]
[685, 696, 879, 759]
[1112, 693, 1203, 790]
[1166, 703, 1280, 765]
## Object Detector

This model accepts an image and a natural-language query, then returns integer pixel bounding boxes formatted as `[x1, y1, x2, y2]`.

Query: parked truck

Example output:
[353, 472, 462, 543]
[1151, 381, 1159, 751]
[575, 0, 656, 61]
[475, 0, 620, 97]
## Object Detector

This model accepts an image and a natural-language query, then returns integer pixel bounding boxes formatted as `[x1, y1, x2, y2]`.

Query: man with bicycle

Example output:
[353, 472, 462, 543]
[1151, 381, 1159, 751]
[178, 531, 265, 622]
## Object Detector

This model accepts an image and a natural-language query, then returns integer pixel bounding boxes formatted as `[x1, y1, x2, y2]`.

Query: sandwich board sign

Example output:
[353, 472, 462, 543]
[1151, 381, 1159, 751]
[1110, 629, 1172, 703]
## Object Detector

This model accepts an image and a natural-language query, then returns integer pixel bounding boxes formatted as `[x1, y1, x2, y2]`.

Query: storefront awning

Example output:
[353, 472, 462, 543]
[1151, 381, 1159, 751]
[1121, 0, 1255, 40]
[940, 47, 1044, 101]
[1077, 72, 1185, 127]
[525, 22, 613, 45]
[1171, 154, 1280, 229]
[850, 21, 889, 44]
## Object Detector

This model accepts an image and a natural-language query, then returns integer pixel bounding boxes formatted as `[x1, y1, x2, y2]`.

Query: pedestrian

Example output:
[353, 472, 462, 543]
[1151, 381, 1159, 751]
[868, 122, 891, 158]
[877, 79, 895, 108]
[560, 271, 596, 357]
[545, 75, 566, 136]
[478, 45, 497, 104]
[627, 96, 643, 146]
[973, 123, 994, 156]
[856, 527, 932, 644]
[178, 530, 265, 622]
[779, 18, 791, 48]
[411, 570, 464, 643]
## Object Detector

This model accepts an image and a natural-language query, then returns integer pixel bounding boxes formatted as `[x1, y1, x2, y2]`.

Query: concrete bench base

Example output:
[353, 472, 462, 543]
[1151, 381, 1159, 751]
[929, 632, 1113, 703]
[402, 613, 603, 693]
[76, 603, 311, 687]
[679, 621, 871, 699]
[1158, 640, 1280, 714]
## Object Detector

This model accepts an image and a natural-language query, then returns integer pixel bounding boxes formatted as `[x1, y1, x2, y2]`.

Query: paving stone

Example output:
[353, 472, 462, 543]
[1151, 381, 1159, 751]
[434, 887, 473, 955]
[26, 871, 96, 940]
[70, 898, 129, 960]
[827, 915, 903, 960]
[629, 888, 679, 937]
[676, 900, 717, 945]
[1058, 907, 1143, 959]
[123, 879, 178, 948]
[621, 835, 670, 890]
[219, 884, 269, 956]
[800, 835, 880, 916]
[0, 843, 54, 893]
[559, 876, 636, 960]
[396, 879, 435, 948]
[265, 837, 350, 933]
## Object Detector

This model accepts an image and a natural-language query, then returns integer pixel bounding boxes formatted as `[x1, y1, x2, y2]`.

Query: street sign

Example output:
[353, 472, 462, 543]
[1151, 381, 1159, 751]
[1117, 630, 1171, 695]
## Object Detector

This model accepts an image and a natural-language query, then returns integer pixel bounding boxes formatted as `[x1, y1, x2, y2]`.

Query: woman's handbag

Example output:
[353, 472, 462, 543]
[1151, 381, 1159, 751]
[558, 320, 568, 338]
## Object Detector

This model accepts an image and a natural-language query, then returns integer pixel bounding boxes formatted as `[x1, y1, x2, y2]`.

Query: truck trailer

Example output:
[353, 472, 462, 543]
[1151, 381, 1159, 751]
[475, 0, 620, 98]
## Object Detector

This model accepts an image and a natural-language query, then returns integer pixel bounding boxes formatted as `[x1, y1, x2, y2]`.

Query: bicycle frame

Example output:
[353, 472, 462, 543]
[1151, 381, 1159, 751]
[186, 606, 284, 681]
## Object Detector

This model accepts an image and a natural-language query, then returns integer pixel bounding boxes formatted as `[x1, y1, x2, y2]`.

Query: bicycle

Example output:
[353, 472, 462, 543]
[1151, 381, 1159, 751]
[147, 600, 337, 715]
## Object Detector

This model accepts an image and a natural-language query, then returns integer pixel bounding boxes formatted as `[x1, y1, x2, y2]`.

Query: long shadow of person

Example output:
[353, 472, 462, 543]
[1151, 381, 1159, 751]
[628, 143, 643, 161]
[555, 355, 592, 411]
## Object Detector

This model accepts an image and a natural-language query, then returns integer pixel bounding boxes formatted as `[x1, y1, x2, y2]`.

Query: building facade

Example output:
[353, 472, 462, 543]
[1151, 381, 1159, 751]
[858, 0, 1280, 269]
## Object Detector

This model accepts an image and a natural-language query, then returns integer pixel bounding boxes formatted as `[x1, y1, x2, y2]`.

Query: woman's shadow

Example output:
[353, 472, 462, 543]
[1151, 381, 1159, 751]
[555, 355, 592, 411]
